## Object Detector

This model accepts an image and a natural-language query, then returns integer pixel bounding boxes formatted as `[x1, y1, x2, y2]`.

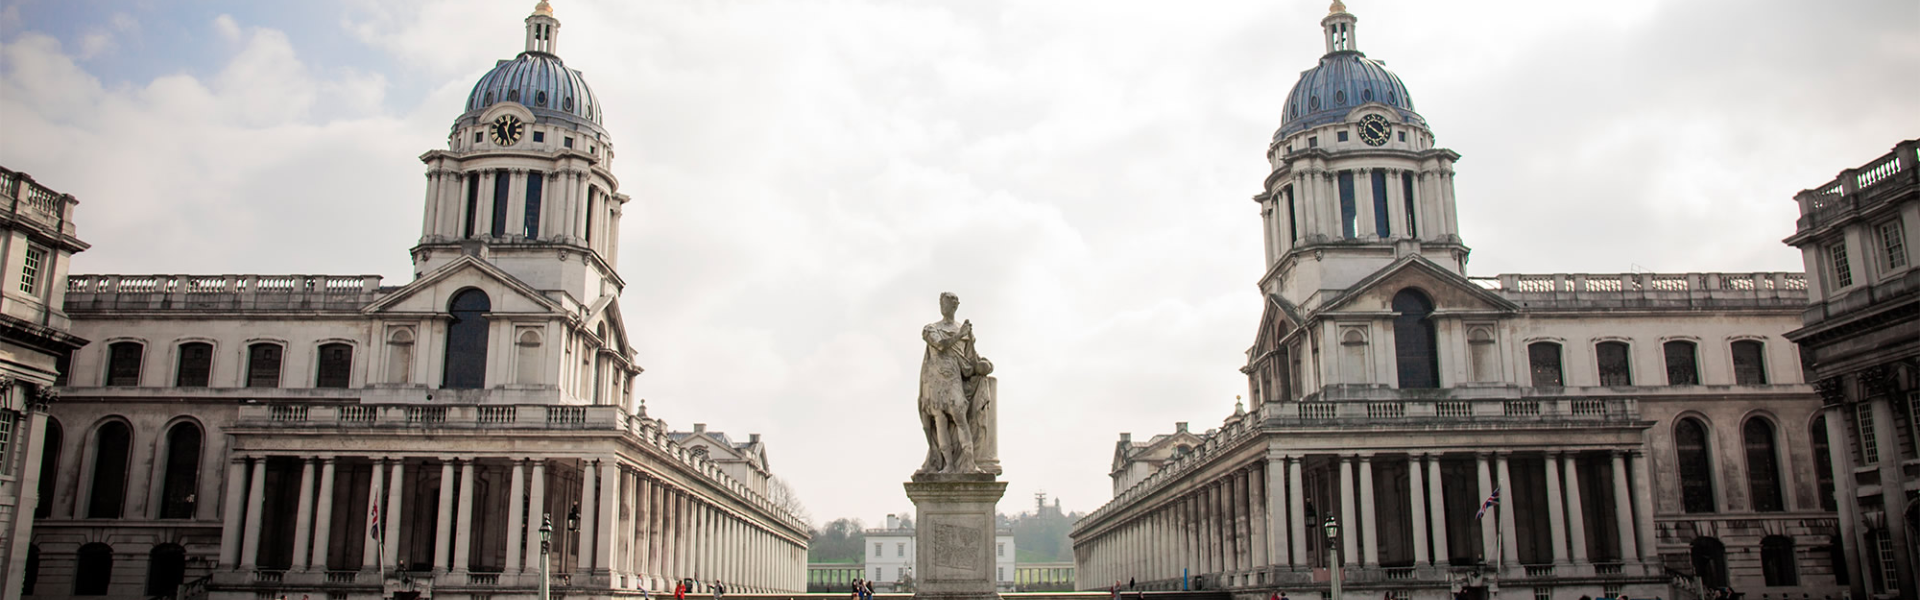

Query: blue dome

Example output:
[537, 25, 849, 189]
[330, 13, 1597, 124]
[465, 52, 602, 127]
[1275, 51, 1425, 140]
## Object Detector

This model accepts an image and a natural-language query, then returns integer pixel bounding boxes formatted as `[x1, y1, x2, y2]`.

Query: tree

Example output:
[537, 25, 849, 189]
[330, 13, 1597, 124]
[767, 475, 812, 526]
[808, 518, 867, 563]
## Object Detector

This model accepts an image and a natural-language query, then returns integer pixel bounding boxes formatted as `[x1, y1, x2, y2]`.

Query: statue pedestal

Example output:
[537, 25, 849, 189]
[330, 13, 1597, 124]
[905, 473, 1006, 600]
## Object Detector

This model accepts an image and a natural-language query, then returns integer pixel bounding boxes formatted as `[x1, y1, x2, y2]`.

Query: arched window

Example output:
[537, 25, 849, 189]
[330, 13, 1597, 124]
[315, 342, 353, 388]
[75, 542, 113, 595]
[1596, 341, 1632, 386]
[1528, 342, 1564, 387]
[1392, 289, 1439, 388]
[174, 342, 212, 387]
[387, 328, 415, 384]
[1731, 340, 1767, 384]
[246, 343, 282, 388]
[35, 419, 61, 518]
[147, 544, 187, 596]
[1743, 418, 1784, 512]
[1665, 340, 1699, 385]
[1675, 418, 1715, 513]
[106, 341, 144, 386]
[1690, 537, 1728, 588]
[87, 421, 132, 518]
[159, 422, 202, 519]
[1811, 416, 1836, 511]
[443, 289, 492, 389]
[1760, 535, 1797, 586]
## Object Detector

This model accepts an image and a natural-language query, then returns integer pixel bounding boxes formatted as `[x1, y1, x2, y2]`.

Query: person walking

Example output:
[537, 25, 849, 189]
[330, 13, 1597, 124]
[713, 579, 726, 600]
[674, 580, 686, 600]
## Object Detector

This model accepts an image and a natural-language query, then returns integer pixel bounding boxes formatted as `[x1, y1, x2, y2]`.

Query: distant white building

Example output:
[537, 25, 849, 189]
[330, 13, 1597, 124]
[864, 514, 1015, 592]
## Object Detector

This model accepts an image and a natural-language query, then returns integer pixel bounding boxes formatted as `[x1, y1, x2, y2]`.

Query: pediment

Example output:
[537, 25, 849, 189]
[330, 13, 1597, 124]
[362, 256, 564, 316]
[583, 295, 632, 356]
[1319, 255, 1519, 315]
[1252, 294, 1304, 356]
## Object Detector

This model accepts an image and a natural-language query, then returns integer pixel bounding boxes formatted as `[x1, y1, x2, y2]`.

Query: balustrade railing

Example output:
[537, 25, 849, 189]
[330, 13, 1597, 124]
[0, 166, 78, 232]
[1275, 398, 1635, 424]
[64, 274, 386, 312]
[1795, 139, 1919, 231]
[324, 571, 358, 583]
[1469, 272, 1806, 305]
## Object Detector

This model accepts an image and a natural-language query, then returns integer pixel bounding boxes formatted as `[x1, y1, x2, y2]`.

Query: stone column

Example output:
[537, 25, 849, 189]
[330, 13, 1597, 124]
[1628, 451, 1657, 563]
[1609, 451, 1637, 562]
[633, 474, 651, 583]
[1544, 453, 1568, 565]
[579, 460, 599, 570]
[1426, 455, 1448, 566]
[1339, 455, 1357, 567]
[1408, 454, 1430, 567]
[598, 461, 618, 573]
[1239, 469, 1254, 573]
[292, 457, 318, 571]
[525, 460, 547, 571]
[364, 460, 385, 570]
[1267, 456, 1290, 568]
[1562, 454, 1588, 565]
[435, 460, 456, 572]
[1288, 456, 1307, 569]
[1476, 454, 1495, 563]
[1383, 168, 1404, 238]
[1823, 405, 1868, 600]
[506, 460, 526, 575]
[312, 458, 337, 572]
[218, 458, 247, 568]
[1359, 455, 1379, 567]
[385, 460, 406, 565]
[1214, 479, 1229, 573]
[1494, 453, 1519, 567]
[1251, 465, 1268, 569]
[241, 457, 268, 569]
[1355, 167, 1377, 238]
[454, 459, 477, 572]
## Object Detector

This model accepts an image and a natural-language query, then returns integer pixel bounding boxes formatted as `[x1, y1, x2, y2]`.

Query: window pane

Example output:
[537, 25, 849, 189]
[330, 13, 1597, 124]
[175, 343, 212, 387]
[247, 344, 282, 388]
[1676, 419, 1715, 513]
[1731, 341, 1767, 385]
[159, 424, 202, 519]
[1664, 341, 1699, 385]
[316, 343, 353, 388]
[1529, 343, 1563, 387]
[1811, 417, 1835, 511]
[1393, 290, 1438, 388]
[1744, 419, 1783, 512]
[1829, 242, 1852, 288]
[1880, 219, 1907, 270]
[107, 342, 144, 386]
[1596, 342, 1631, 386]
[88, 422, 132, 518]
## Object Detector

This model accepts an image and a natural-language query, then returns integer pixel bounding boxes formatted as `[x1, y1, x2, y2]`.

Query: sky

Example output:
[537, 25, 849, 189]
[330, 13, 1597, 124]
[2, 0, 1916, 529]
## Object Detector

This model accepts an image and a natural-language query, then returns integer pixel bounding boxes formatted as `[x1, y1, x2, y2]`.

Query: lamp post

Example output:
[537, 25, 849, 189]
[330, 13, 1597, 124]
[540, 514, 553, 600]
[1325, 516, 1342, 600]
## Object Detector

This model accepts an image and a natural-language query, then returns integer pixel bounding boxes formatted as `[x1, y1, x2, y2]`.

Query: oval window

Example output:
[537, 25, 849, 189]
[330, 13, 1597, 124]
[507, 89, 520, 102]
[1310, 96, 1320, 110]
[564, 97, 574, 111]
[484, 92, 494, 104]
[1388, 92, 1398, 104]
[536, 91, 548, 107]
[1363, 88, 1373, 102]
[1336, 90, 1346, 105]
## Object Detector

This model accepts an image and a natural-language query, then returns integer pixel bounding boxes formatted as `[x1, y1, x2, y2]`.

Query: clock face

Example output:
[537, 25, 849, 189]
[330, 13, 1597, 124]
[1359, 114, 1391, 146]
[489, 115, 526, 146]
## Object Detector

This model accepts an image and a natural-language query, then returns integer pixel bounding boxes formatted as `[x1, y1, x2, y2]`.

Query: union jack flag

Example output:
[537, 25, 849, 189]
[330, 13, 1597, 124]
[369, 501, 382, 540]
[1475, 486, 1501, 520]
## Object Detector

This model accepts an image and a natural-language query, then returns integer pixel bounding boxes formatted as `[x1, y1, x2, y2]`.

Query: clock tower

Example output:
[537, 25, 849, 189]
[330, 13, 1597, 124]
[1255, 1, 1466, 313]
[412, 0, 626, 306]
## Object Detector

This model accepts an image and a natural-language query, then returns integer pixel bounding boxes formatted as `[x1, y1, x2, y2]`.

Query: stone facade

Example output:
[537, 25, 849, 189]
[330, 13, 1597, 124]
[860, 515, 1016, 592]
[1072, 4, 1842, 600]
[22, 3, 809, 599]
[1783, 138, 1920, 599]
[0, 167, 89, 598]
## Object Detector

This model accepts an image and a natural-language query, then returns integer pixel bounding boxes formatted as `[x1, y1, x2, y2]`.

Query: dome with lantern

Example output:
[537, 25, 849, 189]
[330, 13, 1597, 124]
[1274, 2, 1427, 140]
[462, 1, 604, 130]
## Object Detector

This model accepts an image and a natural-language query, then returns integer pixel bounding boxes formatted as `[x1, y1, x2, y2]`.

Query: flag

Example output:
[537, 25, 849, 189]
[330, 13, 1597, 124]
[1475, 486, 1500, 520]
[369, 501, 382, 540]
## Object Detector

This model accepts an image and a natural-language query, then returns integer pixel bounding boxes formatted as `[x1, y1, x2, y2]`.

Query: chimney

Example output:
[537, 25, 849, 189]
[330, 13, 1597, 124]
[749, 433, 761, 443]
[1119, 433, 1132, 443]
[1176, 422, 1189, 433]
[693, 423, 706, 433]
[887, 514, 899, 530]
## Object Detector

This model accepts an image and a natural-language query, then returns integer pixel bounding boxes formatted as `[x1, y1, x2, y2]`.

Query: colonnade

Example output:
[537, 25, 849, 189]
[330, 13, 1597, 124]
[1077, 449, 1658, 590]
[422, 166, 621, 259]
[217, 454, 805, 593]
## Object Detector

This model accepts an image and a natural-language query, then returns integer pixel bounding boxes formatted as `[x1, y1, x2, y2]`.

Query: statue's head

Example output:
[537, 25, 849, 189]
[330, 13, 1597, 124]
[939, 292, 959, 318]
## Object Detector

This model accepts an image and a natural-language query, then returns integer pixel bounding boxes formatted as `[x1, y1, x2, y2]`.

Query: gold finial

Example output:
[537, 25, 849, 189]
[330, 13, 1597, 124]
[533, 0, 553, 16]
[1329, 0, 1348, 15]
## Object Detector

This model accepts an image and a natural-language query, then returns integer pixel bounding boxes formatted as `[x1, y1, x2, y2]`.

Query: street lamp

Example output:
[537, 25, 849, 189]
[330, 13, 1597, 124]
[1324, 516, 1342, 600]
[540, 514, 554, 600]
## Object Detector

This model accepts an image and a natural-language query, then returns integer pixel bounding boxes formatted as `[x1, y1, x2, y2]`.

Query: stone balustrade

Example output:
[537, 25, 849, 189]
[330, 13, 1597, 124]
[1794, 138, 1919, 231]
[65, 274, 386, 312]
[0, 166, 81, 237]
[1466, 272, 1807, 308]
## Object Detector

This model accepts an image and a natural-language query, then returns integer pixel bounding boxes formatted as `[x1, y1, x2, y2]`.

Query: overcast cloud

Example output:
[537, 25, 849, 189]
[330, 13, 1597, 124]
[2, 0, 1916, 528]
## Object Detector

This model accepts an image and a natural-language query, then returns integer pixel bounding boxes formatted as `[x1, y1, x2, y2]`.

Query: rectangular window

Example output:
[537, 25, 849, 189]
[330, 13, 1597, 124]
[524, 171, 545, 239]
[1731, 340, 1768, 385]
[1401, 172, 1418, 238]
[1285, 187, 1298, 244]
[1371, 169, 1391, 237]
[1596, 342, 1631, 386]
[1309, 136, 1318, 148]
[874, 542, 882, 557]
[247, 344, 283, 388]
[897, 542, 904, 557]
[1856, 401, 1877, 465]
[463, 172, 480, 238]
[564, 136, 575, 148]
[490, 169, 511, 237]
[1879, 219, 1907, 271]
[20, 245, 46, 294]
[106, 342, 144, 386]
[1338, 171, 1356, 239]
[1829, 241, 1853, 288]
[0, 410, 15, 476]
[1528, 342, 1563, 387]
[998, 542, 1005, 557]
[1337, 131, 1349, 142]
[584, 188, 597, 242]
[1664, 341, 1700, 385]
[532, 131, 545, 143]
[1876, 535, 1899, 596]
[175, 343, 212, 387]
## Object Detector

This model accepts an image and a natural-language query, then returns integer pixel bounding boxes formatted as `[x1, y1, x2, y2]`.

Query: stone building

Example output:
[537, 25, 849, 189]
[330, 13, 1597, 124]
[1783, 139, 1919, 599]
[1072, 4, 1842, 600]
[23, 3, 809, 599]
[861, 514, 1014, 592]
[0, 168, 89, 597]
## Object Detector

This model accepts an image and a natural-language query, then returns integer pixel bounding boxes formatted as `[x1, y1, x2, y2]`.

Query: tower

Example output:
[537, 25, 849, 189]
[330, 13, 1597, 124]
[1255, 1, 1466, 313]
[413, 0, 626, 306]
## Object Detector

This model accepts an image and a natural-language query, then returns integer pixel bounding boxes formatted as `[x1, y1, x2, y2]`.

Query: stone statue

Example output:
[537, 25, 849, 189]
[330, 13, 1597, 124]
[917, 292, 998, 476]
